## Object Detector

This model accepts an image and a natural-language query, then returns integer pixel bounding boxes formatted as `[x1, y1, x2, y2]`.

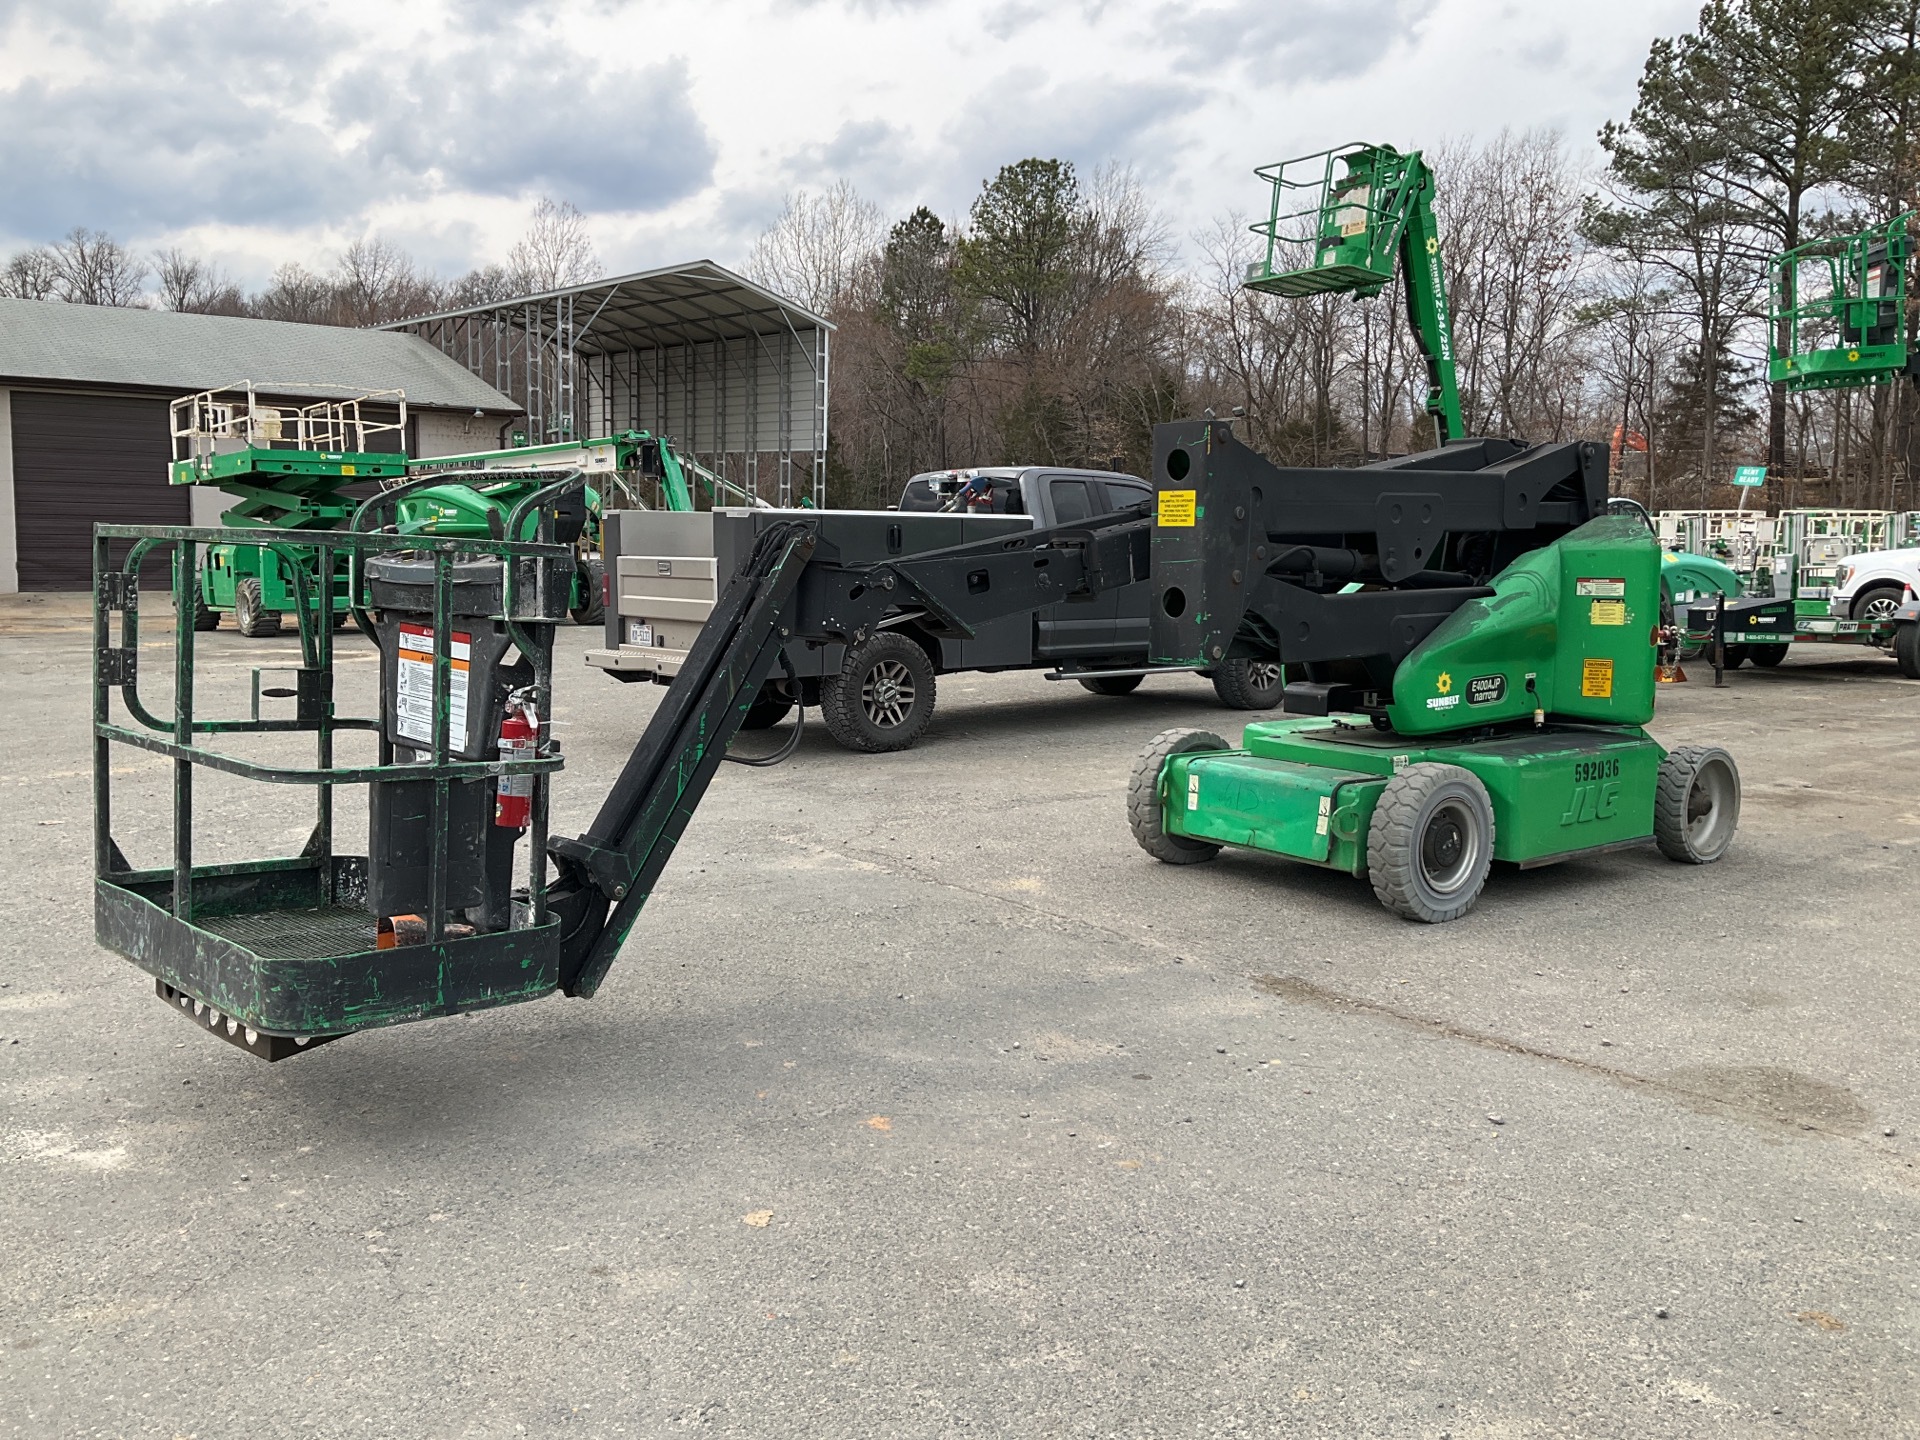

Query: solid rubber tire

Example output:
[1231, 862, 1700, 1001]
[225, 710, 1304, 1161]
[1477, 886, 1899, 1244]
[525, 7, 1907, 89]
[1896, 622, 1920, 679]
[1366, 763, 1495, 923]
[1748, 643, 1789, 667]
[570, 556, 606, 626]
[234, 577, 281, 638]
[1211, 657, 1287, 710]
[820, 632, 937, 753]
[1127, 727, 1229, 865]
[1079, 674, 1144, 696]
[1654, 744, 1740, 864]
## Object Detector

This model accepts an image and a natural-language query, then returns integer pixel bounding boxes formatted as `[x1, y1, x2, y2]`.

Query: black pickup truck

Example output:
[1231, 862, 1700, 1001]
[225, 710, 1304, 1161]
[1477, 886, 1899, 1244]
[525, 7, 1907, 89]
[586, 465, 1284, 751]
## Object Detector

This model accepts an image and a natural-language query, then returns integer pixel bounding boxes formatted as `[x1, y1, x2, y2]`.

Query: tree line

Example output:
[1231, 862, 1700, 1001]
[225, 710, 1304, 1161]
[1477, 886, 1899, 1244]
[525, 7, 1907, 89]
[0, 198, 600, 327]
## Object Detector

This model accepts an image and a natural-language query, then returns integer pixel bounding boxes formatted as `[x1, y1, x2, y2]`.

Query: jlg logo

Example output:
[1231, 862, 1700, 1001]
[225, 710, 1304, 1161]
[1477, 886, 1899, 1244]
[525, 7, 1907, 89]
[1561, 781, 1620, 827]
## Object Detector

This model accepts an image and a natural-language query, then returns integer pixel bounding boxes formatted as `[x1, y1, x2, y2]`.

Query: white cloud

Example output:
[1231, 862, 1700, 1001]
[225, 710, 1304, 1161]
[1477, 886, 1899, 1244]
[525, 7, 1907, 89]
[0, 0, 1699, 285]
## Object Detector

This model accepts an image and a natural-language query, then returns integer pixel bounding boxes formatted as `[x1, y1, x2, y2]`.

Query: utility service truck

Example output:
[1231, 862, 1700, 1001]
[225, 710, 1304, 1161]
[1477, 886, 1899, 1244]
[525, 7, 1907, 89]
[586, 465, 1289, 752]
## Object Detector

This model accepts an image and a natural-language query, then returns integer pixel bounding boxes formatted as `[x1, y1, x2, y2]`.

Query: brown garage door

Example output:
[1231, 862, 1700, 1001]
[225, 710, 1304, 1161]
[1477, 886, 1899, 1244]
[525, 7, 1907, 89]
[12, 390, 188, 590]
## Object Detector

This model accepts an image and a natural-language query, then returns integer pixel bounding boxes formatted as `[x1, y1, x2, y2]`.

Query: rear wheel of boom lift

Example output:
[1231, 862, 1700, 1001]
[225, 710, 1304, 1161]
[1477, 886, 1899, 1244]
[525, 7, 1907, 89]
[1128, 728, 1229, 865]
[821, 632, 936, 752]
[1654, 745, 1740, 864]
[1079, 674, 1144, 696]
[1896, 622, 1920, 679]
[233, 577, 281, 638]
[1366, 763, 1495, 923]
[1749, 643, 1789, 667]
[570, 556, 606, 626]
[1210, 657, 1286, 709]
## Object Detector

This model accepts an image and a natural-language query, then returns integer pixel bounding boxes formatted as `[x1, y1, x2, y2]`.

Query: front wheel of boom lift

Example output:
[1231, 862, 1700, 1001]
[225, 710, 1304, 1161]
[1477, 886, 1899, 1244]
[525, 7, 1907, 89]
[1366, 763, 1495, 923]
[233, 577, 281, 638]
[1210, 657, 1286, 709]
[1654, 745, 1740, 864]
[820, 632, 937, 752]
[1128, 727, 1230, 865]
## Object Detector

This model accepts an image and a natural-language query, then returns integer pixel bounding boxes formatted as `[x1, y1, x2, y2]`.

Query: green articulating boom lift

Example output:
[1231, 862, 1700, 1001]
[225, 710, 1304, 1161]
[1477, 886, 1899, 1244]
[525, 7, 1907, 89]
[1244, 143, 1464, 445]
[91, 411, 1738, 1060]
[169, 384, 410, 637]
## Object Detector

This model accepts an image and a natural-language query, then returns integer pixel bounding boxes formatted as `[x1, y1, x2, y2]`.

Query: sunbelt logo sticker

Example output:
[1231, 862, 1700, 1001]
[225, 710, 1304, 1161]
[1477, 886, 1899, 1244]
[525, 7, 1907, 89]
[1426, 671, 1460, 710]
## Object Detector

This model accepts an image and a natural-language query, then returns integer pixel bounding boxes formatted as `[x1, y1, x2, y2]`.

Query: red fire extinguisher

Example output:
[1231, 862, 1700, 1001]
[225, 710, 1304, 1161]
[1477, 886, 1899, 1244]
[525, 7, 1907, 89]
[494, 693, 538, 829]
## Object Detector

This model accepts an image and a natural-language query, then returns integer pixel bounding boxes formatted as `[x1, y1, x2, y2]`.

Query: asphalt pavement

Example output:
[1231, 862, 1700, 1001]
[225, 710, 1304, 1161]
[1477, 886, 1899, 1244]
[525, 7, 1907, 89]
[3, 597, 1916, 1438]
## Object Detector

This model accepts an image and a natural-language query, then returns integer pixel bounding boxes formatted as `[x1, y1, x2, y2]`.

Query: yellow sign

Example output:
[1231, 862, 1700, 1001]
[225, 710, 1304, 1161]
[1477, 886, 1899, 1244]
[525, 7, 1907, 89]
[1157, 489, 1197, 527]
[1581, 658, 1614, 698]
[340, 464, 357, 476]
[1589, 599, 1627, 626]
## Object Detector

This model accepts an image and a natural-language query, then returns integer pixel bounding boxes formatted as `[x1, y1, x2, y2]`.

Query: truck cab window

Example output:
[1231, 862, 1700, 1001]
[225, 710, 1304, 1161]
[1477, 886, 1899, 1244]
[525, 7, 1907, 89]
[1049, 479, 1095, 524]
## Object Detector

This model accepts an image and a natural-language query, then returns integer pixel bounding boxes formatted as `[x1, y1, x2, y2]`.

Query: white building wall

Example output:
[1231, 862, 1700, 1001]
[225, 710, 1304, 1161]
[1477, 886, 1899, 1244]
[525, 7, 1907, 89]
[415, 408, 512, 458]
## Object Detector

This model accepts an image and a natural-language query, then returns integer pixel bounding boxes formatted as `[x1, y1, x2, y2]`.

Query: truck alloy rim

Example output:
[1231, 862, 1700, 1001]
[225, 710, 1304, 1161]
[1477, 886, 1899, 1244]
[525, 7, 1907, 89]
[1419, 798, 1483, 896]
[861, 660, 917, 728]
[1247, 660, 1284, 690]
[1860, 593, 1901, 620]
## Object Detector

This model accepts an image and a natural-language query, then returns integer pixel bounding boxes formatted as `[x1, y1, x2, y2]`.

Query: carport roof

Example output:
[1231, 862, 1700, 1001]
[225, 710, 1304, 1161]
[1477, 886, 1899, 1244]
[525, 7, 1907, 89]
[0, 298, 517, 411]
[385, 260, 833, 352]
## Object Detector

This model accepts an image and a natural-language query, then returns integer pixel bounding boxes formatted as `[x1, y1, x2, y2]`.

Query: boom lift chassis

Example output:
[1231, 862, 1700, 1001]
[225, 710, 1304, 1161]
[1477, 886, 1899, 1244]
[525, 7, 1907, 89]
[96, 422, 1652, 1059]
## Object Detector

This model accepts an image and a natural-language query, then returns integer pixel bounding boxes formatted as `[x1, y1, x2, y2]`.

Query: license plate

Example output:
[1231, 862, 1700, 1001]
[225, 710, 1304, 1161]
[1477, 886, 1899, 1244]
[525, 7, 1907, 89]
[627, 621, 654, 647]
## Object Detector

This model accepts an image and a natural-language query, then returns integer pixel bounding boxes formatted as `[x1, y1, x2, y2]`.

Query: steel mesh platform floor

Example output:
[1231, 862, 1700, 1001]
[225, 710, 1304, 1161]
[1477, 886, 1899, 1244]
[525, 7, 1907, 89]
[198, 904, 379, 959]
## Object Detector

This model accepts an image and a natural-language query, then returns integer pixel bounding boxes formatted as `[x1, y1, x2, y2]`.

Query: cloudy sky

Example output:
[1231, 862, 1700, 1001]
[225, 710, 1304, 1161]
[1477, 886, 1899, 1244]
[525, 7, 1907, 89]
[0, 0, 1702, 288]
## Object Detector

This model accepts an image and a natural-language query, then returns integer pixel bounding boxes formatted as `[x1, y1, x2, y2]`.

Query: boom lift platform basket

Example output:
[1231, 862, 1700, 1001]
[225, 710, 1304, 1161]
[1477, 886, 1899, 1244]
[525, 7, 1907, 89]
[92, 475, 584, 1059]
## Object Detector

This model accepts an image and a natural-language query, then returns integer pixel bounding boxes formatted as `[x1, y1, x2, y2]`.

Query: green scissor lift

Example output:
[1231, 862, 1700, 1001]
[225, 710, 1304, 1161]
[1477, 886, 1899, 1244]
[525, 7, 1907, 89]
[170, 385, 409, 636]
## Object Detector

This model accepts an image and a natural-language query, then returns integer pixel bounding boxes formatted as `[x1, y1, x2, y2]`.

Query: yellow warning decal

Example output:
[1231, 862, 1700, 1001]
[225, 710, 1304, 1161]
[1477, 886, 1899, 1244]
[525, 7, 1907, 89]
[1157, 489, 1197, 527]
[340, 464, 357, 476]
[1589, 599, 1627, 626]
[1581, 657, 1614, 698]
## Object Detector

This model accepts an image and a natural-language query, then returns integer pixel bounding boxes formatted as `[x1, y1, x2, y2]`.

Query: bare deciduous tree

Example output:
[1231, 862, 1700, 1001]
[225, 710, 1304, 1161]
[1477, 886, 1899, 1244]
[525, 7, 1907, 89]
[747, 180, 885, 315]
[508, 198, 601, 294]
[50, 228, 148, 306]
[1, 247, 60, 300]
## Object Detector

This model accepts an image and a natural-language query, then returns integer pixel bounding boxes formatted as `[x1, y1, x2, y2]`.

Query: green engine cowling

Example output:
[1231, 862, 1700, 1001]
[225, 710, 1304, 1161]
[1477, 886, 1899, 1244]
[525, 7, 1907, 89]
[1386, 514, 1661, 736]
[394, 479, 602, 544]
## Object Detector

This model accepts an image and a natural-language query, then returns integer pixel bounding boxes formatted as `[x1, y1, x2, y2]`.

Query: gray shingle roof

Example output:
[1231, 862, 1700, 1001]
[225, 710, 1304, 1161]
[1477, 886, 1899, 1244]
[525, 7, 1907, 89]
[0, 298, 516, 411]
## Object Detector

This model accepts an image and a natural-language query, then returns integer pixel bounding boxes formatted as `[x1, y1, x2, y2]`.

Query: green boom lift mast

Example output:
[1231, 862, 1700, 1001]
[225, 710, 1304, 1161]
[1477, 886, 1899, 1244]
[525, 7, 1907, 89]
[1244, 143, 1464, 445]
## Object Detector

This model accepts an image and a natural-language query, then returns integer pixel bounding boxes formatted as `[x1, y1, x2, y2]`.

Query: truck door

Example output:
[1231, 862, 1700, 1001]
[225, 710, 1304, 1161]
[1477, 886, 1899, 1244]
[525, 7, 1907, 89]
[1035, 474, 1124, 658]
[1101, 478, 1153, 651]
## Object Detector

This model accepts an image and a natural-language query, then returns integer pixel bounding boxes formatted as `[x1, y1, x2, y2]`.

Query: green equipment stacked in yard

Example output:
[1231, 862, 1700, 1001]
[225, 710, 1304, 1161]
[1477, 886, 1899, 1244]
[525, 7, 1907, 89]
[1679, 215, 1920, 675]
[169, 384, 410, 636]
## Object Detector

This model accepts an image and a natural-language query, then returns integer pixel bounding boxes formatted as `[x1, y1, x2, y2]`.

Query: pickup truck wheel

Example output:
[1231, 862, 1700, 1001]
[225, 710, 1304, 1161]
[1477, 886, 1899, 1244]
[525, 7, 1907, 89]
[1852, 583, 1905, 622]
[1079, 674, 1144, 696]
[740, 687, 794, 730]
[234, 577, 281, 638]
[1128, 727, 1229, 865]
[1211, 657, 1286, 709]
[820, 633, 936, 752]
[1654, 745, 1740, 864]
[570, 557, 606, 626]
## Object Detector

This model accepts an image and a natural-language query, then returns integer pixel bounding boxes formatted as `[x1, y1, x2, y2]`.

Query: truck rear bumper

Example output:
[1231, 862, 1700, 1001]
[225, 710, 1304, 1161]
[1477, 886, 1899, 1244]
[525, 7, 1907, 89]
[586, 644, 687, 682]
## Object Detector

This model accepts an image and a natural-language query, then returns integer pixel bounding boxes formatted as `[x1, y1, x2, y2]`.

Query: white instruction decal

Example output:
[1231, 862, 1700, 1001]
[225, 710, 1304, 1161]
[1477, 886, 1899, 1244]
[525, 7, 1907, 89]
[396, 623, 471, 747]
